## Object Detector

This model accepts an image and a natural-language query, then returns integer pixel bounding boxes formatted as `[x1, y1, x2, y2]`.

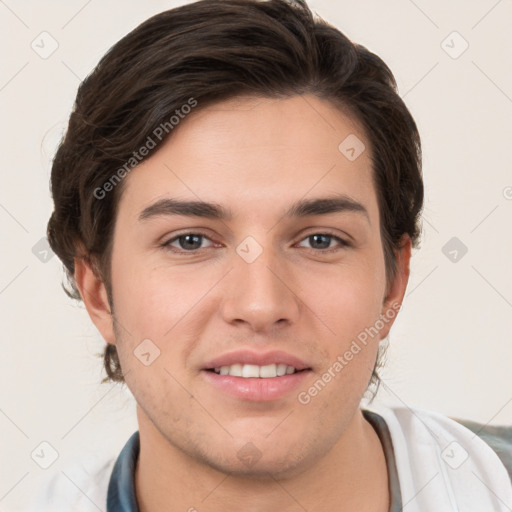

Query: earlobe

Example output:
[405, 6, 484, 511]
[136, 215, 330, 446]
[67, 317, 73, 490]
[74, 257, 116, 345]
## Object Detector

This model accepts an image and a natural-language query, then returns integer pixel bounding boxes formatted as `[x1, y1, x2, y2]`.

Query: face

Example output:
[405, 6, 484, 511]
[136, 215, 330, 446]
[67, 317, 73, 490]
[83, 94, 407, 478]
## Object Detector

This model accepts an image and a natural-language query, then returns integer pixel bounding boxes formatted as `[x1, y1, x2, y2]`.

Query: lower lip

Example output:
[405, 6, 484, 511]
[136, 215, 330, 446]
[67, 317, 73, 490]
[202, 370, 311, 401]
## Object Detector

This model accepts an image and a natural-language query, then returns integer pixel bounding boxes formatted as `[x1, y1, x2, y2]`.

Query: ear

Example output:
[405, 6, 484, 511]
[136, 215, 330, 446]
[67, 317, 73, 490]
[379, 234, 412, 339]
[74, 257, 116, 345]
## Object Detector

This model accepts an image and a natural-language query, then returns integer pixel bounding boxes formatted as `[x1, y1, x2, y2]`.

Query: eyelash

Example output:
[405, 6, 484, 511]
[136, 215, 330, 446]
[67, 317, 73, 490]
[161, 231, 350, 254]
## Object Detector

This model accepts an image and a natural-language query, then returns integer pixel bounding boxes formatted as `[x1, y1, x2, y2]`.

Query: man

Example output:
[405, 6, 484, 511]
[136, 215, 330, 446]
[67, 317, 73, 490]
[36, 0, 511, 510]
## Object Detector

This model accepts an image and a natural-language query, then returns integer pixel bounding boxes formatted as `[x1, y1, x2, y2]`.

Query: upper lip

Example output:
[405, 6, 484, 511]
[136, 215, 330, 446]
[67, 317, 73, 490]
[202, 349, 311, 371]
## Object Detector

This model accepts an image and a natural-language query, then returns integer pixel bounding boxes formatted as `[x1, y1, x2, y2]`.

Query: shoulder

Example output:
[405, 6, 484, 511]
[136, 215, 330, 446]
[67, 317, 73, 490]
[450, 416, 512, 483]
[365, 403, 512, 483]
[27, 454, 116, 511]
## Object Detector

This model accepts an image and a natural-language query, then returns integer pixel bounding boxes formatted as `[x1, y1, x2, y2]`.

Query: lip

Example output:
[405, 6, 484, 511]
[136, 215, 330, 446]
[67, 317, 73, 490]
[201, 349, 312, 402]
[202, 369, 311, 401]
[202, 349, 311, 371]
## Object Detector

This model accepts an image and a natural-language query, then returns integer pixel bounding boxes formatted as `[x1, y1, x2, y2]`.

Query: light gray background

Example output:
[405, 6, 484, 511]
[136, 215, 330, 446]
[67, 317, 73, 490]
[1, 0, 511, 509]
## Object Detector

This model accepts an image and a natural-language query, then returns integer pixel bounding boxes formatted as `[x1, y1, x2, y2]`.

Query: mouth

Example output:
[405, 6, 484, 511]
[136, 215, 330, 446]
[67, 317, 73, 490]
[201, 351, 312, 401]
[206, 363, 308, 378]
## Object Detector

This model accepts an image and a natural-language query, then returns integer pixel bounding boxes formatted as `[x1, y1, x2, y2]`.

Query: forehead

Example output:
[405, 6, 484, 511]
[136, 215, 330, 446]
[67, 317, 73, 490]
[118, 94, 377, 222]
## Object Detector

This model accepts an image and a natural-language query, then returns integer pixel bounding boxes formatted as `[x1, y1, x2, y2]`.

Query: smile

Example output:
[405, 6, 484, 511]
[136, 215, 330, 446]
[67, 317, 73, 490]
[211, 363, 300, 378]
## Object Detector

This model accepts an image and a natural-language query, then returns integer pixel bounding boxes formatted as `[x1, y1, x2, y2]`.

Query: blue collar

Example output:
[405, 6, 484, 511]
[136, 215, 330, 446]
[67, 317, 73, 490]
[107, 431, 140, 511]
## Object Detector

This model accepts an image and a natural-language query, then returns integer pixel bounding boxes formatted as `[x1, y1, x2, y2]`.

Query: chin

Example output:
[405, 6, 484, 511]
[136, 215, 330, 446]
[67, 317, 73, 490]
[205, 451, 314, 481]
[190, 435, 319, 481]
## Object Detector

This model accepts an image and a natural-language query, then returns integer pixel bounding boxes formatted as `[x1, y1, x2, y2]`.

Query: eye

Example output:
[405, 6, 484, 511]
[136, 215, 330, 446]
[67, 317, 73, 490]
[297, 233, 349, 252]
[162, 233, 214, 252]
[161, 231, 350, 254]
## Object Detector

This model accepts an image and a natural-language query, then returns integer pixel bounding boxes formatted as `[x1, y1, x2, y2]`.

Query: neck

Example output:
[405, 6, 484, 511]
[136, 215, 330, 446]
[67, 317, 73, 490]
[134, 407, 389, 512]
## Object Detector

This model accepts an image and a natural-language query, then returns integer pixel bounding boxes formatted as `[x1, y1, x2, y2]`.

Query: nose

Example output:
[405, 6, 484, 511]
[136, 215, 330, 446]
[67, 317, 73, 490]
[220, 243, 301, 333]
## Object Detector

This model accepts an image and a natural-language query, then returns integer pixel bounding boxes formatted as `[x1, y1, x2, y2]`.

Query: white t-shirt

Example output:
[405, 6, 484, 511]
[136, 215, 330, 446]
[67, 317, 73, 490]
[28, 405, 512, 512]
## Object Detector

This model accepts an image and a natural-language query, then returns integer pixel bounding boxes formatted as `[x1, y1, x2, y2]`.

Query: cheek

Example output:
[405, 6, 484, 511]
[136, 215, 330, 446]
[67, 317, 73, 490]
[307, 260, 387, 395]
[110, 255, 222, 380]
[111, 254, 203, 336]
[316, 263, 386, 334]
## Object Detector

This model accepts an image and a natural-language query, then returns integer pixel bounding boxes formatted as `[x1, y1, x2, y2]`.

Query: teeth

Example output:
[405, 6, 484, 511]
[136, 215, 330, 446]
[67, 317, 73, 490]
[259, 364, 277, 378]
[213, 363, 298, 378]
[242, 364, 260, 378]
[276, 363, 287, 376]
[229, 363, 243, 377]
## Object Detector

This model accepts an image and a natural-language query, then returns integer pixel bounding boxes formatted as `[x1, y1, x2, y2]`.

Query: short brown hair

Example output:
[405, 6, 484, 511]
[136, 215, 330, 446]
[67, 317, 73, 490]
[47, 0, 423, 397]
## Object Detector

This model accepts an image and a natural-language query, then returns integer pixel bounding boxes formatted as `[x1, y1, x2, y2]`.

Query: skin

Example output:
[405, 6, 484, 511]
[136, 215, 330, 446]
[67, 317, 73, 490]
[75, 94, 411, 511]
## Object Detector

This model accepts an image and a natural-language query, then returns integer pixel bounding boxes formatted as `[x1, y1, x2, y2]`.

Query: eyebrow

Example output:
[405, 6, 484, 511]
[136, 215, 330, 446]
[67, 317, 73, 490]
[138, 194, 370, 224]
